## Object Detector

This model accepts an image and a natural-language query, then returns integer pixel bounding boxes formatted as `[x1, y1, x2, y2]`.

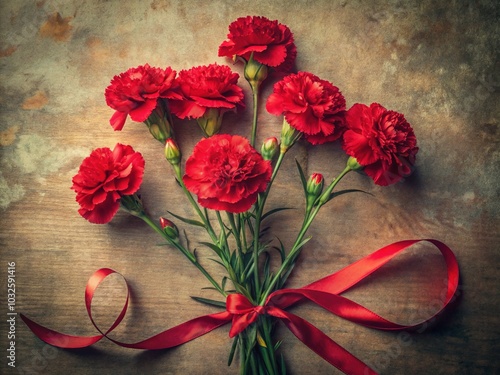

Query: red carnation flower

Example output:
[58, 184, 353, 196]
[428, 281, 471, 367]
[169, 63, 244, 120]
[343, 103, 419, 186]
[71, 144, 145, 224]
[266, 71, 346, 145]
[218, 16, 296, 72]
[183, 134, 272, 213]
[105, 64, 179, 131]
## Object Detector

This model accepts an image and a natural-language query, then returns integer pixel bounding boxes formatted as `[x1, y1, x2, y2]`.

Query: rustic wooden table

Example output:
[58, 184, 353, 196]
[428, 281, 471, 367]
[1, 1, 498, 374]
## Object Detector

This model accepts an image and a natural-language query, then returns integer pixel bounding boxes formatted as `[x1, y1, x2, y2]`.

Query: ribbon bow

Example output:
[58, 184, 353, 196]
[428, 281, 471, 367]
[21, 239, 460, 375]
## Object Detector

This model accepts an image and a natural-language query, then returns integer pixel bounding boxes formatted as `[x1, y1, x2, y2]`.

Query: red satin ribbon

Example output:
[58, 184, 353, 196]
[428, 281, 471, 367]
[21, 239, 459, 375]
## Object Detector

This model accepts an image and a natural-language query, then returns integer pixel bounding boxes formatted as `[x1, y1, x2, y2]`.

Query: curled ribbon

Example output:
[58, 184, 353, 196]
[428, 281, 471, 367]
[21, 239, 460, 375]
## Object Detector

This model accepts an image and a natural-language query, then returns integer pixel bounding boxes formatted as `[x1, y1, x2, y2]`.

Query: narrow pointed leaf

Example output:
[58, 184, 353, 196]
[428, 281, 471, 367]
[327, 189, 373, 203]
[200, 241, 223, 256]
[167, 210, 205, 228]
[228, 336, 239, 366]
[261, 207, 293, 221]
[295, 159, 308, 193]
[209, 258, 226, 268]
[190, 296, 226, 308]
[273, 237, 287, 263]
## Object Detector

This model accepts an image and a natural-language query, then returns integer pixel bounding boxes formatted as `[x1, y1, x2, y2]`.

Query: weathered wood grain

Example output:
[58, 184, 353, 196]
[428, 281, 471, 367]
[1, 1, 498, 374]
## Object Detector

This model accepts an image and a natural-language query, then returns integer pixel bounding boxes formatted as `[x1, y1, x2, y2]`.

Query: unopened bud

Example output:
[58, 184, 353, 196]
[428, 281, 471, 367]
[244, 55, 269, 90]
[159, 217, 179, 239]
[165, 138, 181, 166]
[144, 101, 174, 143]
[280, 118, 301, 153]
[347, 156, 363, 171]
[307, 173, 324, 198]
[261, 137, 279, 161]
[305, 173, 324, 210]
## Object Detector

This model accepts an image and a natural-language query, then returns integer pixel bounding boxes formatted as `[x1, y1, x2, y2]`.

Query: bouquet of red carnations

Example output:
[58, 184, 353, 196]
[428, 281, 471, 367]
[22, 16, 459, 375]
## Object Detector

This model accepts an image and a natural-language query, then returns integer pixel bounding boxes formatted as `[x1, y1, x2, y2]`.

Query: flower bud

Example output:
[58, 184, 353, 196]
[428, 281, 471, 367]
[165, 138, 181, 166]
[159, 217, 179, 240]
[346, 156, 364, 171]
[280, 118, 301, 153]
[261, 137, 279, 161]
[196, 108, 223, 137]
[306, 173, 324, 198]
[305, 173, 324, 210]
[144, 100, 174, 143]
[244, 55, 269, 90]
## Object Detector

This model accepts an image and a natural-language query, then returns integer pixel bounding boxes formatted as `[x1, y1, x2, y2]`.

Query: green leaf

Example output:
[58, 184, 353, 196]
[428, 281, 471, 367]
[274, 340, 283, 351]
[279, 263, 296, 288]
[230, 250, 237, 268]
[208, 258, 226, 268]
[295, 159, 308, 193]
[246, 325, 257, 350]
[279, 353, 287, 375]
[167, 211, 205, 228]
[242, 260, 255, 283]
[273, 237, 287, 264]
[294, 237, 311, 254]
[263, 252, 271, 281]
[261, 255, 274, 291]
[190, 296, 226, 308]
[327, 189, 373, 203]
[228, 336, 239, 366]
[245, 211, 256, 220]
[200, 241, 223, 256]
[261, 207, 293, 221]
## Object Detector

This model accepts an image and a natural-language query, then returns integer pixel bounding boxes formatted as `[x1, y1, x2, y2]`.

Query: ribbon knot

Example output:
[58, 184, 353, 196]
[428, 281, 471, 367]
[226, 294, 267, 337]
[21, 239, 460, 375]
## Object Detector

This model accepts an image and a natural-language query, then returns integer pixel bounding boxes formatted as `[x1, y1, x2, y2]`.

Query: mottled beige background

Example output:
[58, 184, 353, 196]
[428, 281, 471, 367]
[0, 1, 498, 374]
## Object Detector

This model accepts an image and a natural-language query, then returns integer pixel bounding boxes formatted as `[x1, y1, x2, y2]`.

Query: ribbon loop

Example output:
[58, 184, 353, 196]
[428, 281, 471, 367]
[21, 269, 232, 350]
[21, 239, 460, 375]
[226, 294, 267, 337]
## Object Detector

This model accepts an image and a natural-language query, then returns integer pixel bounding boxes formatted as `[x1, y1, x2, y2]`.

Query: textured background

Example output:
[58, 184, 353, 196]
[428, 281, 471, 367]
[0, 1, 498, 374]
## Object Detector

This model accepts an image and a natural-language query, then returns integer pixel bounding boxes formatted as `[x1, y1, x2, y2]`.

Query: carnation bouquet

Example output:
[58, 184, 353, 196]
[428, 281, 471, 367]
[22, 16, 459, 375]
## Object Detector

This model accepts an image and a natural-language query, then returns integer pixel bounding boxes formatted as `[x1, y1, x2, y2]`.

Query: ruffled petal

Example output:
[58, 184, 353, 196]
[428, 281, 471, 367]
[110, 111, 128, 131]
[129, 99, 158, 122]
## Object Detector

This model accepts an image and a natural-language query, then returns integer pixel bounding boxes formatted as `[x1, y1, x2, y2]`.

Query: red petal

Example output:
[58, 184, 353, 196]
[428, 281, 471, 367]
[254, 44, 287, 67]
[343, 130, 379, 166]
[129, 99, 158, 122]
[110, 111, 128, 131]
[79, 195, 120, 224]
[169, 100, 206, 119]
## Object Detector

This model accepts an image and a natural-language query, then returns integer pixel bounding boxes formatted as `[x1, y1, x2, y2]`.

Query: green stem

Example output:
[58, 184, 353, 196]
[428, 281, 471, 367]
[260, 165, 352, 303]
[250, 82, 259, 148]
[252, 198, 263, 297]
[215, 212, 253, 300]
[260, 317, 278, 375]
[239, 214, 249, 255]
[227, 212, 243, 256]
[249, 149, 288, 300]
[227, 212, 247, 279]
[172, 164, 217, 243]
[215, 210, 230, 258]
[139, 212, 225, 296]
[269, 151, 286, 190]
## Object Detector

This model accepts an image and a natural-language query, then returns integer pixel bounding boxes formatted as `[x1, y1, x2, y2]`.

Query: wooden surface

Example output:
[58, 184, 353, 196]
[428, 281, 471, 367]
[1, 1, 499, 374]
